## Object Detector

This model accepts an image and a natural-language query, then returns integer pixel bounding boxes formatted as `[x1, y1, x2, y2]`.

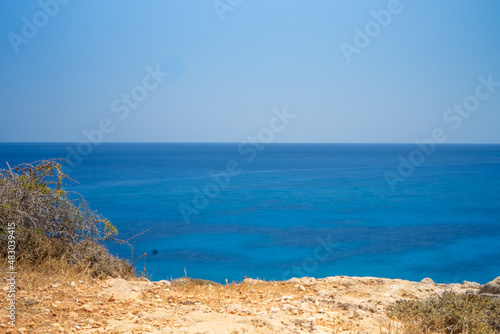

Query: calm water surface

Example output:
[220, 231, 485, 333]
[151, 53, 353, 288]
[1, 143, 499, 284]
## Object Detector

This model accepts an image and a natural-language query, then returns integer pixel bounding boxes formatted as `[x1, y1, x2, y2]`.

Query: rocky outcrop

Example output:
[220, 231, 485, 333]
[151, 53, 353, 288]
[100, 277, 152, 301]
[3, 275, 485, 334]
[171, 277, 222, 287]
[420, 277, 435, 285]
[462, 280, 481, 289]
[480, 276, 500, 295]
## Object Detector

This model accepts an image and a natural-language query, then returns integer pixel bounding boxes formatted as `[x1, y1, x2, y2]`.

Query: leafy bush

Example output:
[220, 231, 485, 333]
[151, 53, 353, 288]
[0, 159, 134, 278]
[388, 291, 500, 333]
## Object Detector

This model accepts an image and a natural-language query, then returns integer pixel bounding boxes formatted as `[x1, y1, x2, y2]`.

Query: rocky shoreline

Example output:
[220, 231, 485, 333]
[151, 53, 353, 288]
[3, 275, 499, 334]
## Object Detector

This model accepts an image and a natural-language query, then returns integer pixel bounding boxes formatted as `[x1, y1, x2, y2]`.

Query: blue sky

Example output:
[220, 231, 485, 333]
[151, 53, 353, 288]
[0, 0, 499, 143]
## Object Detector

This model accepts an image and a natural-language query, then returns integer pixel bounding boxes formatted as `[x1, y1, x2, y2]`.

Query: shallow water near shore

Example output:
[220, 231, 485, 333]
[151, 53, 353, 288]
[1, 143, 499, 284]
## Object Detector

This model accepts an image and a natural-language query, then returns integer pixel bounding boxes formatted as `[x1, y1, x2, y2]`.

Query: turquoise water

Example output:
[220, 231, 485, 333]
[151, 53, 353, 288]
[1, 143, 499, 284]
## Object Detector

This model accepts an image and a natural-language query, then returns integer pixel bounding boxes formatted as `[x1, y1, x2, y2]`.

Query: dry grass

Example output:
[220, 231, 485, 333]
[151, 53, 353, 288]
[388, 292, 500, 334]
[2, 258, 91, 292]
[1, 260, 97, 333]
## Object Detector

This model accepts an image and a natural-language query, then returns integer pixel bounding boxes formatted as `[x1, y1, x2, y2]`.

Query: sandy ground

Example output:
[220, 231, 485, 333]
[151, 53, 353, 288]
[1, 275, 483, 334]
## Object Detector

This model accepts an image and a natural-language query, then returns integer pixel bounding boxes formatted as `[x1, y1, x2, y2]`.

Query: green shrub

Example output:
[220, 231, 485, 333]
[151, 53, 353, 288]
[0, 159, 134, 278]
[388, 291, 500, 333]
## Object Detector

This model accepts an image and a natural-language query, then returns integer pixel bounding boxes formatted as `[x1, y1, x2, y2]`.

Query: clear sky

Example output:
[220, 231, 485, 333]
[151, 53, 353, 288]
[1, 0, 499, 143]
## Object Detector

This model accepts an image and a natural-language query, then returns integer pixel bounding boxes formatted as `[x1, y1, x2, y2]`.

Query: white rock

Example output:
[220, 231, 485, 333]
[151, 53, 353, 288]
[288, 277, 301, 284]
[157, 280, 171, 287]
[420, 277, 435, 285]
[243, 277, 266, 284]
[299, 277, 317, 285]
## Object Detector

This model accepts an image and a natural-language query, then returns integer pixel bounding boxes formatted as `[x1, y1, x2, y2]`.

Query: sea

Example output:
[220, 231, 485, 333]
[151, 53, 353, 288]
[1, 143, 499, 284]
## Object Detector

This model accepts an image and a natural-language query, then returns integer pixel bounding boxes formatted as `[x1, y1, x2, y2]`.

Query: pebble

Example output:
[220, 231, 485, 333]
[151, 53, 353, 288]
[420, 277, 435, 285]
[82, 305, 94, 312]
[157, 280, 172, 287]
[462, 280, 481, 289]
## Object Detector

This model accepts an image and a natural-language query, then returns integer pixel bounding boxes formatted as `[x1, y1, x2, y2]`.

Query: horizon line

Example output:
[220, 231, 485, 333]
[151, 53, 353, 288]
[1, 141, 500, 145]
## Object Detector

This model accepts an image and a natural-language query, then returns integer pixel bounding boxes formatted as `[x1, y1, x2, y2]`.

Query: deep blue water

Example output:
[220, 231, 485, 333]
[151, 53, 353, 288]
[1, 143, 499, 284]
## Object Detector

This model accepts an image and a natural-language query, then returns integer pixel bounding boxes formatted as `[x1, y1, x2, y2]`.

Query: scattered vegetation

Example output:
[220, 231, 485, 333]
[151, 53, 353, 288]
[388, 291, 500, 333]
[172, 277, 223, 287]
[0, 159, 134, 278]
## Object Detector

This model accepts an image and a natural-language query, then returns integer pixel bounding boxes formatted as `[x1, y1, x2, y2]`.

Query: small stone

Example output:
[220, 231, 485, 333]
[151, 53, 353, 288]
[70, 281, 76, 287]
[420, 277, 435, 285]
[299, 285, 305, 291]
[82, 305, 94, 312]
[157, 280, 171, 287]
[462, 280, 481, 289]
[243, 277, 266, 284]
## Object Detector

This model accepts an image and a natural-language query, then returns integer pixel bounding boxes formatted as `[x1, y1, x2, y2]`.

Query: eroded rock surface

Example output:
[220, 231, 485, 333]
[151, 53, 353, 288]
[2, 275, 485, 334]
